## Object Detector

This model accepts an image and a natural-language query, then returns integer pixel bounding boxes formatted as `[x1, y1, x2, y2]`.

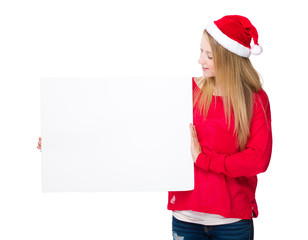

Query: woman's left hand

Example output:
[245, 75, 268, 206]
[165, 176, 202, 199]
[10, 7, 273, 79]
[190, 123, 202, 163]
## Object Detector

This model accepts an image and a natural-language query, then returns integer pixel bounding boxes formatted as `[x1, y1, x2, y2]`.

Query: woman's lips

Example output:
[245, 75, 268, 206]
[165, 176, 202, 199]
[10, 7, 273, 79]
[202, 67, 208, 71]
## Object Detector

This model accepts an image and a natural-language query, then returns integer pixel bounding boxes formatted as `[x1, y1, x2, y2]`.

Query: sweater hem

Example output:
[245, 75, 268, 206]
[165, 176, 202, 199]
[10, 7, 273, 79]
[167, 204, 255, 220]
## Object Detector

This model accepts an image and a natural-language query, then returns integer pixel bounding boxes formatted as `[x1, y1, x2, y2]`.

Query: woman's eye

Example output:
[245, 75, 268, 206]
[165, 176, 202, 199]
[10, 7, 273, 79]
[208, 56, 213, 59]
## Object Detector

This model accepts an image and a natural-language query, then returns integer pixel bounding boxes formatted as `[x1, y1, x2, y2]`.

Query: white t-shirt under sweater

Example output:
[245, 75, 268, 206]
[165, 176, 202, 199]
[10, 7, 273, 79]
[172, 210, 243, 226]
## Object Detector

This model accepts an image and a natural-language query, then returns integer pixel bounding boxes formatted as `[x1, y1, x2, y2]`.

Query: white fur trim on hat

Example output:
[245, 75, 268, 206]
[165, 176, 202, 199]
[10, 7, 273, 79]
[205, 21, 251, 58]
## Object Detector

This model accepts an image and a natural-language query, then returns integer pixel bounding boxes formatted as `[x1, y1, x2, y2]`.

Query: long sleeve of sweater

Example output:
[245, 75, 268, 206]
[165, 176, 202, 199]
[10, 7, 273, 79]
[195, 90, 272, 178]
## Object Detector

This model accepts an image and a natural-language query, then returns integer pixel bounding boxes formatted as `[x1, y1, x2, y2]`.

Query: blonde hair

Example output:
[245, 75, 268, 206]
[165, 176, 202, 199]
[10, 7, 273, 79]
[193, 30, 263, 151]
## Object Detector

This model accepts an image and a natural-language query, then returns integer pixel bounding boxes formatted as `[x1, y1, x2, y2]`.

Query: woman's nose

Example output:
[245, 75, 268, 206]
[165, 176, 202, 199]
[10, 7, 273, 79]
[198, 56, 206, 65]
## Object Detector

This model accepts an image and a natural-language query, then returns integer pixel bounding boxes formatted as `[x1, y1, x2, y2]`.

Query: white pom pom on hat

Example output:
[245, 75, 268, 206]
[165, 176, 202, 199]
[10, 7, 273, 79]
[204, 15, 263, 58]
[250, 44, 263, 55]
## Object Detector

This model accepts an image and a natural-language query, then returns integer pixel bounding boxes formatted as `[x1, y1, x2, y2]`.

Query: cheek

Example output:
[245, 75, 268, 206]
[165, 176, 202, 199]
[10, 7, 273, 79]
[209, 63, 215, 72]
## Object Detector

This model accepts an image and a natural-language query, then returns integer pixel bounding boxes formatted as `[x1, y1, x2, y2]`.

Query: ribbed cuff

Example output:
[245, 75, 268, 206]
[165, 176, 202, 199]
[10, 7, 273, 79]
[207, 151, 226, 175]
[195, 152, 210, 171]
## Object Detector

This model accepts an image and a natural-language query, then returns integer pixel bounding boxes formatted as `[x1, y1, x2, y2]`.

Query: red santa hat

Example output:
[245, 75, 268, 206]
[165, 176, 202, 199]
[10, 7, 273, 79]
[205, 15, 263, 58]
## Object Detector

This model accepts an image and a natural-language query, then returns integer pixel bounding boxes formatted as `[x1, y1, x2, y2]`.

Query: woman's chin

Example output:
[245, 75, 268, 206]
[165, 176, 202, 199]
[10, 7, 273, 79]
[202, 73, 215, 78]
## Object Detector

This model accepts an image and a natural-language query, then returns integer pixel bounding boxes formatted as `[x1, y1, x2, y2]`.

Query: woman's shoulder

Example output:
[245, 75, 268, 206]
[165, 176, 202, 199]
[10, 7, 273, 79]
[253, 87, 270, 105]
[252, 87, 271, 119]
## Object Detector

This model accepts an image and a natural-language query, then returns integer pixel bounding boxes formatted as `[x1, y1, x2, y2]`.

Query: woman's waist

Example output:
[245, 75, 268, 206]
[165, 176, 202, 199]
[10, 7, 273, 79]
[194, 168, 257, 197]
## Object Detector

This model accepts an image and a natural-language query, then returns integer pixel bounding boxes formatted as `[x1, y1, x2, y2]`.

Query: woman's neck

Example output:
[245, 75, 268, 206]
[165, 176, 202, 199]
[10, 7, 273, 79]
[213, 87, 222, 96]
[196, 77, 222, 96]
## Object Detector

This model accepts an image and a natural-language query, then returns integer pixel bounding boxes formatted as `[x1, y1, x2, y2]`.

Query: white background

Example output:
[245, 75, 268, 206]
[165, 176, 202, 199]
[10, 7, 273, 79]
[0, 0, 307, 239]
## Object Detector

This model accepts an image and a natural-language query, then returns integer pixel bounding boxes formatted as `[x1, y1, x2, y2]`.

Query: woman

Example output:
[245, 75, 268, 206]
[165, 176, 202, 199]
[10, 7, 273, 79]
[168, 15, 272, 240]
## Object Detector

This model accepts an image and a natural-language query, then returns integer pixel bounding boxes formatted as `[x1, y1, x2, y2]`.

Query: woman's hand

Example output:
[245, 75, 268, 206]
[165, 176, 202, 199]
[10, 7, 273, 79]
[36, 127, 202, 157]
[37, 137, 42, 152]
[190, 123, 202, 163]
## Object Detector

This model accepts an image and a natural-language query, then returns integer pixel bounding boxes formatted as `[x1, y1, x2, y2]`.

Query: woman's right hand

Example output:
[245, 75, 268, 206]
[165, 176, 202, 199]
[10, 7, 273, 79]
[37, 137, 42, 152]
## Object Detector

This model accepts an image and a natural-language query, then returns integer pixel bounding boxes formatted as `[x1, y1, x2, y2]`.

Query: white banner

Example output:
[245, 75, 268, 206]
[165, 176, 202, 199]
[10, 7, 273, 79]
[41, 76, 194, 192]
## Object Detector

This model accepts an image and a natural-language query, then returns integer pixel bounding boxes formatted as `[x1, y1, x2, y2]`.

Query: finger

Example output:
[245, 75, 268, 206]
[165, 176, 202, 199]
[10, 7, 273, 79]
[193, 128, 199, 145]
[193, 126, 198, 139]
[191, 125, 196, 139]
[191, 127, 195, 143]
[190, 126, 194, 144]
[39, 137, 41, 140]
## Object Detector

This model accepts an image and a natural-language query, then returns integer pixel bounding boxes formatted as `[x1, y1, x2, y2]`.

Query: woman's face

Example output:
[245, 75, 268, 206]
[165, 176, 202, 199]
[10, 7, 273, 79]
[198, 34, 215, 78]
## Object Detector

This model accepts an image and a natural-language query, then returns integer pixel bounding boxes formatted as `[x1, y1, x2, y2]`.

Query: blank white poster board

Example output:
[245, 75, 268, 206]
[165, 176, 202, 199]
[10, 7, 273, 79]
[41, 76, 194, 192]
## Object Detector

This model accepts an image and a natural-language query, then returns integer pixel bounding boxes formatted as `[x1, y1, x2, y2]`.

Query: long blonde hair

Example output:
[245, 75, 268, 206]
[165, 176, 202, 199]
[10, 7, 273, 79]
[193, 30, 263, 151]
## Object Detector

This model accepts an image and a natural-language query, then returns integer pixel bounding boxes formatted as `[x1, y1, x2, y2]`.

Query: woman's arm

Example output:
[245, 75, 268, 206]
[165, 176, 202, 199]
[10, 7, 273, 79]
[195, 91, 272, 178]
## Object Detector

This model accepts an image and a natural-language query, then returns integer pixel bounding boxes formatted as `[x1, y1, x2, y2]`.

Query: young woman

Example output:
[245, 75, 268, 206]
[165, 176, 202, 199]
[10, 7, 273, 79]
[168, 15, 272, 240]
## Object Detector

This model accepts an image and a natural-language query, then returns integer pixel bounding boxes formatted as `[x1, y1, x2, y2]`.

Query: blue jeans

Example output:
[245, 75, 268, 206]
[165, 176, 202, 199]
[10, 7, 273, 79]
[172, 216, 254, 240]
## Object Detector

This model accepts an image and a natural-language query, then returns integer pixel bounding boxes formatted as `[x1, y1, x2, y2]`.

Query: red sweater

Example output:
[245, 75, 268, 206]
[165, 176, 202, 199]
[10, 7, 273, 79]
[167, 77, 272, 220]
